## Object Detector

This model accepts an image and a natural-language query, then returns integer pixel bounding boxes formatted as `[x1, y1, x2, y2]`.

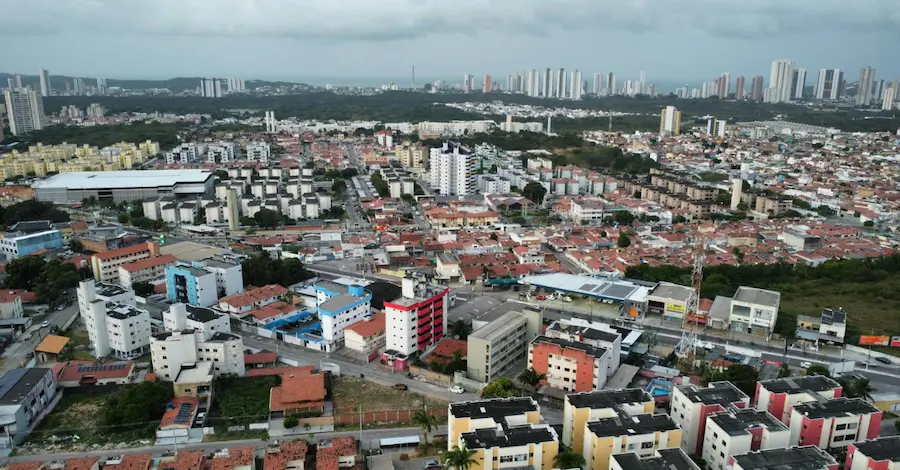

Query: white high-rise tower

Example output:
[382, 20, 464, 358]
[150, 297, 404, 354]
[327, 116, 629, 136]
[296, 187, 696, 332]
[766, 60, 794, 103]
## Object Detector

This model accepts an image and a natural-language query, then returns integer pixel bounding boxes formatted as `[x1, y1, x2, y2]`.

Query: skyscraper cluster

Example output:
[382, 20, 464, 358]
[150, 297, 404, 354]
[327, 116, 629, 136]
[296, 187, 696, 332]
[39, 68, 51, 97]
[227, 77, 246, 93]
[199, 78, 223, 98]
[481, 68, 646, 100]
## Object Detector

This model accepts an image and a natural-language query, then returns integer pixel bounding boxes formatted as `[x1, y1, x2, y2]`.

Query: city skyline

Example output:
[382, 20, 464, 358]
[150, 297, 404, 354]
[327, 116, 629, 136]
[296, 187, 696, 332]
[2, 0, 899, 80]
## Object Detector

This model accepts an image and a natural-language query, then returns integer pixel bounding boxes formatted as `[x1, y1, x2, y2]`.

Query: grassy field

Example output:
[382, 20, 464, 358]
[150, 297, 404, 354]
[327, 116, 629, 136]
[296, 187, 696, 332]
[213, 375, 279, 424]
[61, 328, 95, 360]
[332, 376, 447, 413]
[30, 393, 106, 445]
[776, 278, 900, 337]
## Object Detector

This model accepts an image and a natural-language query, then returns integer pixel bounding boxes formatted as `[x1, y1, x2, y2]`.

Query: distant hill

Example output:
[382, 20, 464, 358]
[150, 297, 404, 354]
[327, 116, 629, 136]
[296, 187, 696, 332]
[0, 73, 307, 92]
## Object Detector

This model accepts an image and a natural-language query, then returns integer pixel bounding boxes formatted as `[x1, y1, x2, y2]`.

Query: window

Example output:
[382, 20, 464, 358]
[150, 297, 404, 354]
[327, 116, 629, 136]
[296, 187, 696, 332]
[641, 442, 653, 449]
[835, 424, 846, 430]
[499, 456, 514, 463]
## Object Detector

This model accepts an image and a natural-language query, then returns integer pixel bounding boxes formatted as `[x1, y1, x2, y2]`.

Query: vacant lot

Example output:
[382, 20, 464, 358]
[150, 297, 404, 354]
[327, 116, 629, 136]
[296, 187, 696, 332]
[31, 393, 105, 445]
[61, 328, 95, 360]
[332, 376, 447, 413]
[213, 375, 279, 424]
[777, 278, 900, 338]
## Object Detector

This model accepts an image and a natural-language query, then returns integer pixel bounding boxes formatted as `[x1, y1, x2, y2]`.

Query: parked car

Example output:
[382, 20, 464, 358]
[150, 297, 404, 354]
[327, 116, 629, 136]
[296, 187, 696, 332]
[875, 356, 892, 365]
[392, 383, 408, 391]
[41, 321, 50, 328]
[561, 296, 573, 303]
[534, 294, 547, 300]
[449, 385, 464, 394]
[799, 361, 813, 369]
[424, 460, 442, 470]
[196, 412, 207, 420]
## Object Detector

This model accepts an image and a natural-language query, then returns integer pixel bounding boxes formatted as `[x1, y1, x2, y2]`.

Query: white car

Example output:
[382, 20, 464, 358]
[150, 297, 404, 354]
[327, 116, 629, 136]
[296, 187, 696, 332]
[448, 385, 465, 394]
[799, 361, 813, 369]
[41, 321, 50, 328]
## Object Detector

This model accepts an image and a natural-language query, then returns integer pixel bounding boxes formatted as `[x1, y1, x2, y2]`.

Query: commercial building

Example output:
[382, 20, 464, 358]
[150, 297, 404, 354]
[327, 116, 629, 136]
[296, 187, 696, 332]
[429, 141, 477, 196]
[728, 286, 781, 336]
[610, 449, 700, 470]
[754, 375, 843, 423]
[563, 389, 655, 453]
[789, 398, 881, 449]
[845, 437, 900, 470]
[3, 88, 46, 136]
[702, 407, 790, 470]
[647, 282, 695, 323]
[77, 279, 152, 359]
[193, 258, 243, 298]
[0, 368, 57, 450]
[165, 264, 218, 307]
[118, 254, 177, 289]
[343, 311, 386, 355]
[467, 308, 542, 383]
[670, 382, 750, 455]
[731, 446, 838, 470]
[33, 170, 214, 204]
[448, 397, 542, 450]
[659, 106, 681, 135]
[796, 308, 847, 345]
[582, 411, 682, 470]
[314, 281, 373, 352]
[90, 241, 161, 284]
[383, 278, 451, 368]
[218, 284, 287, 316]
[0, 229, 63, 259]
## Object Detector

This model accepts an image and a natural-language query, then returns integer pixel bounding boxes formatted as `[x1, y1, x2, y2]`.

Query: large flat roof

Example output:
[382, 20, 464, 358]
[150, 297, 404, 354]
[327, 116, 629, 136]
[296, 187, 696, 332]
[519, 273, 648, 302]
[33, 170, 212, 190]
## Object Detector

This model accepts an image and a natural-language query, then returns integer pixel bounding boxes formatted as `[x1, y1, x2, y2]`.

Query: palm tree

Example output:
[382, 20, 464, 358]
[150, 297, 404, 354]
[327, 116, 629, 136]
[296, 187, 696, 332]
[444, 445, 478, 470]
[412, 409, 437, 447]
[450, 320, 473, 339]
[553, 448, 586, 470]
[855, 377, 875, 401]
[518, 368, 546, 388]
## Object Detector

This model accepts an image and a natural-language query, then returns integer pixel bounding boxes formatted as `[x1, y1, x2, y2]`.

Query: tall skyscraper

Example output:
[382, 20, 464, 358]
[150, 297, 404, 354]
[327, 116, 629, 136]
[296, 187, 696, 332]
[875, 79, 885, 104]
[6, 78, 14, 90]
[857, 66, 876, 106]
[639, 71, 646, 95]
[606, 73, 616, 96]
[429, 142, 476, 196]
[556, 68, 565, 98]
[659, 106, 681, 135]
[483, 75, 492, 93]
[750, 76, 764, 101]
[766, 60, 794, 103]
[735, 76, 746, 100]
[714, 73, 730, 98]
[592, 73, 603, 95]
[200, 78, 223, 98]
[13, 74, 22, 88]
[571, 70, 583, 100]
[791, 69, 807, 99]
[4, 88, 47, 136]
[463, 74, 474, 93]
[38, 68, 51, 97]
[815, 69, 843, 100]
[542, 68, 551, 97]
[96, 77, 107, 95]
[883, 87, 896, 111]
[73, 78, 86, 96]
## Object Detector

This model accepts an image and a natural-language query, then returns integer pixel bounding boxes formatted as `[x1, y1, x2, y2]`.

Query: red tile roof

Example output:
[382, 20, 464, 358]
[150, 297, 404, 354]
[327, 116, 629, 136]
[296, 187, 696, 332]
[251, 301, 296, 320]
[7, 464, 42, 470]
[430, 339, 467, 360]
[207, 447, 255, 470]
[264, 441, 309, 470]
[53, 360, 134, 382]
[344, 312, 385, 339]
[270, 366, 326, 412]
[65, 457, 99, 470]
[160, 397, 199, 428]
[244, 351, 277, 365]
[316, 437, 358, 470]
[0, 291, 22, 304]
[93, 242, 157, 261]
[158, 451, 205, 470]
[103, 453, 152, 470]
[220, 284, 288, 309]
[120, 254, 177, 272]
[6, 289, 36, 303]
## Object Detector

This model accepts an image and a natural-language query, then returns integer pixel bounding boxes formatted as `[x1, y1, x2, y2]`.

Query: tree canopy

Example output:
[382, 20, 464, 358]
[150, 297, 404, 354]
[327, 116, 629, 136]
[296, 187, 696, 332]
[481, 377, 521, 398]
[102, 381, 174, 432]
[0, 200, 69, 225]
[241, 253, 313, 287]
[522, 182, 547, 204]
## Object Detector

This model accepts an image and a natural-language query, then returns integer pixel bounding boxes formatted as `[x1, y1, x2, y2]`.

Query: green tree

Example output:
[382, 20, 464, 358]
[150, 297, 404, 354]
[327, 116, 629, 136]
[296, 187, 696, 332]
[805, 364, 831, 377]
[69, 239, 85, 253]
[613, 211, 636, 225]
[283, 415, 300, 429]
[554, 447, 586, 470]
[481, 378, 520, 398]
[777, 363, 791, 378]
[132, 281, 155, 297]
[517, 368, 546, 388]
[5, 256, 49, 289]
[617, 233, 632, 248]
[732, 247, 745, 264]
[706, 364, 759, 398]
[522, 182, 547, 204]
[370, 173, 390, 197]
[412, 409, 437, 447]
[444, 445, 478, 470]
[102, 381, 174, 431]
[254, 208, 281, 229]
[332, 180, 347, 196]
[450, 320, 473, 339]
[117, 212, 130, 224]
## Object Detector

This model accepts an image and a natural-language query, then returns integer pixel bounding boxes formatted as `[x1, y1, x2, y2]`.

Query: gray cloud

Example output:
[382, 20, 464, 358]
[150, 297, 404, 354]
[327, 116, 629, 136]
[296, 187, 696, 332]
[3, 0, 898, 41]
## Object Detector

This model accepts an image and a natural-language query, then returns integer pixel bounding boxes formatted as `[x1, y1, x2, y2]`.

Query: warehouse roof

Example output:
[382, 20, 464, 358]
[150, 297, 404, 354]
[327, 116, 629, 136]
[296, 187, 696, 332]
[33, 170, 212, 190]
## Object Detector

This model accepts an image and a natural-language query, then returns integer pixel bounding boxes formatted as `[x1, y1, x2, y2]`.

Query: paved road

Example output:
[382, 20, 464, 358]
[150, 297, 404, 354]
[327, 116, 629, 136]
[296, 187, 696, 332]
[1, 302, 79, 376]
[3, 426, 446, 465]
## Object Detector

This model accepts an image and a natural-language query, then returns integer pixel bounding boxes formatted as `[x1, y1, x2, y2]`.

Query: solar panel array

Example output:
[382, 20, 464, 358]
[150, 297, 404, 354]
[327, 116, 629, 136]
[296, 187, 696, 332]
[173, 403, 194, 424]
[76, 364, 129, 373]
[574, 280, 637, 301]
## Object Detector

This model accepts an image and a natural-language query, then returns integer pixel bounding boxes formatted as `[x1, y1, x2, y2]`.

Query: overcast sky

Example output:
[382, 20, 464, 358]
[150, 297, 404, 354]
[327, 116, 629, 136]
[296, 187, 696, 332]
[3, 0, 899, 86]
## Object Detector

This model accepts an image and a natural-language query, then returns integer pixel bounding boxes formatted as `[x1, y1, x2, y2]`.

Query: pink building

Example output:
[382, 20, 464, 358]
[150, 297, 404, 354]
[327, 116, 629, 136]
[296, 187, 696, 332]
[754, 375, 842, 423]
[730, 446, 838, 470]
[789, 398, 881, 450]
[670, 381, 749, 455]
[845, 437, 900, 470]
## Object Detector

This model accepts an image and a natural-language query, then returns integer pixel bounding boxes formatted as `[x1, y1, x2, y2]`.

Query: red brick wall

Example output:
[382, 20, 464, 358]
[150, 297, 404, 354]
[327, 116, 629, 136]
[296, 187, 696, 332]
[332, 407, 448, 425]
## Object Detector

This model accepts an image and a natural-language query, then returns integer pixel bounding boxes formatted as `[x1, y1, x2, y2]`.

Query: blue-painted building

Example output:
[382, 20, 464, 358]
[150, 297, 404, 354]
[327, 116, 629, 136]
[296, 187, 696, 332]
[165, 264, 218, 307]
[0, 230, 63, 259]
[313, 281, 372, 352]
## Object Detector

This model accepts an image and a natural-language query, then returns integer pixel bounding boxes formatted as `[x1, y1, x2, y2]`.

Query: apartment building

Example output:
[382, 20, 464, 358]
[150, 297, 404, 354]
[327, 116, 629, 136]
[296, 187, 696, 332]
[90, 241, 160, 283]
[527, 335, 610, 392]
[467, 308, 542, 383]
[396, 142, 427, 170]
[344, 312, 386, 355]
[460, 423, 559, 470]
[383, 278, 451, 366]
[702, 407, 790, 470]
[582, 412, 682, 470]
[165, 264, 218, 307]
[194, 257, 243, 298]
[563, 389, 655, 453]
[845, 437, 900, 470]
[448, 397, 541, 451]
[429, 141, 477, 196]
[245, 141, 271, 162]
[754, 193, 793, 216]
[163, 303, 231, 338]
[731, 447, 838, 470]
[314, 281, 373, 352]
[789, 398, 881, 450]
[542, 318, 622, 379]
[0, 368, 57, 450]
[754, 375, 842, 423]
[218, 284, 288, 315]
[150, 329, 244, 381]
[670, 382, 750, 455]
[610, 449, 700, 470]
[77, 279, 152, 359]
[3, 88, 46, 137]
[118, 254, 177, 289]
